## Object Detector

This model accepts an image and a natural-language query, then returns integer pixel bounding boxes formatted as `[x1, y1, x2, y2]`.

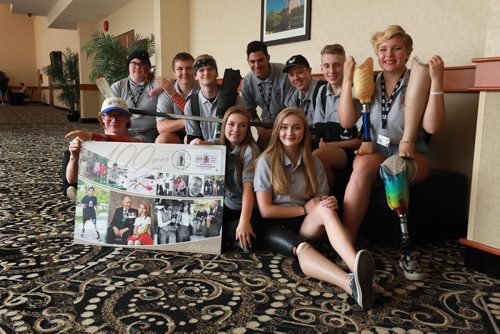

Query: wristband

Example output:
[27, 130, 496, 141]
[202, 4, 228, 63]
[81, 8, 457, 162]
[430, 91, 444, 95]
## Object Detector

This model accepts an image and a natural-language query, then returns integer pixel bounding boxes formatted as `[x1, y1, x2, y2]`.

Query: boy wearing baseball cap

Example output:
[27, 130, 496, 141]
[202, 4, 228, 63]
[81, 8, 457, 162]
[111, 50, 159, 143]
[184, 54, 244, 145]
[283, 54, 325, 128]
[63, 97, 142, 200]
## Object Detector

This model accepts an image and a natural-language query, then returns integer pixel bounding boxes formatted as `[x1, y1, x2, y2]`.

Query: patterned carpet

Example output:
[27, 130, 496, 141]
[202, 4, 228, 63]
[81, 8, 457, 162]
[0, 104, 498, 334]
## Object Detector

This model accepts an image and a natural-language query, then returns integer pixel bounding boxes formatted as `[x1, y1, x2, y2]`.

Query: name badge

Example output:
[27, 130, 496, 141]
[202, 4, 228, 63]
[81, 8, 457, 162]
[377, 134, 390, 147]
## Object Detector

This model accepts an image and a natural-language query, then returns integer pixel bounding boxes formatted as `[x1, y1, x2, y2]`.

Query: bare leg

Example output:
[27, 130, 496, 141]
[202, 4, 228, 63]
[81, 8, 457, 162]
[300, 205, 357, 270]
[342, 152, 385, 242]
[313, 146, 347, 190]
[155, 132, 182, 144]
[295, 242, 352, 293]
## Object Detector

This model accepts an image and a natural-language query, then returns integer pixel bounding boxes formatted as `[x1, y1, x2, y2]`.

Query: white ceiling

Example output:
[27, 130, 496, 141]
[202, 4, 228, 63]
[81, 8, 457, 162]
[0, 0, 133, 29]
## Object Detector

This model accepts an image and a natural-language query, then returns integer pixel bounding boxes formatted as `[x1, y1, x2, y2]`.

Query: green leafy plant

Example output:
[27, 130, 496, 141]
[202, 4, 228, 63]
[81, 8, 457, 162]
[82, 31, 155, 85]
[49, 48, 80, 111]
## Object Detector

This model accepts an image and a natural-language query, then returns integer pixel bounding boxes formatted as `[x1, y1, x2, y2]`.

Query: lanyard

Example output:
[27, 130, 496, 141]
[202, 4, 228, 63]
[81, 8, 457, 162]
[127, 79, 145, 108]
[380, 71, 405, 130]
[258, 81, 273, 114]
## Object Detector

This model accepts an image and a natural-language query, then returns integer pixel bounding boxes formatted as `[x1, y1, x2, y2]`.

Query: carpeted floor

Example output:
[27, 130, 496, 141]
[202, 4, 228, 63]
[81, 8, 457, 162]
[0, 104, 498, 334]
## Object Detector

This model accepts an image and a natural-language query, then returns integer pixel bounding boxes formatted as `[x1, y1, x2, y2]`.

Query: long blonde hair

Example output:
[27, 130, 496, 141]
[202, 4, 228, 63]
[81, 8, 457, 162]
[261, 108, 316, 196]
[219, 106, 259, 187]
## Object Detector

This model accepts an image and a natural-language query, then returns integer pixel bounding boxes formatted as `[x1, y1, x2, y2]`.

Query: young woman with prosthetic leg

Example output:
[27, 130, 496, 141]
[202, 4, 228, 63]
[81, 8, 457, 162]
[338, 25, 445, 280]
[254, 108, 375, 309]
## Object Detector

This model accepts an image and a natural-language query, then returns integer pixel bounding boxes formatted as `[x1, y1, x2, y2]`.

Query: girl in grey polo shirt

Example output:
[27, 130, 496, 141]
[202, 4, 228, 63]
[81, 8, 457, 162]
[253, 108, 375, 310]
[218, 106, 261, 252]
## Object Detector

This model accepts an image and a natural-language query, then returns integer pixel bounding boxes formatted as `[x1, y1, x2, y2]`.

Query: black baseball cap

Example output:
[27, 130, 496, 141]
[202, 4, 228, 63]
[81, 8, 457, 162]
[283, 55, 310, 73]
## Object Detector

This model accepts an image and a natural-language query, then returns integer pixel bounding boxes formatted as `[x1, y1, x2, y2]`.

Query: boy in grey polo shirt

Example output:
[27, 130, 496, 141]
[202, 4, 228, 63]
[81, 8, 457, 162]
[111, 50, 159, 143]
[185, 55, 244, 144]
[241, 41, 294, 148]
[156, 52, 199, 144]
[283, 54, 325, 128]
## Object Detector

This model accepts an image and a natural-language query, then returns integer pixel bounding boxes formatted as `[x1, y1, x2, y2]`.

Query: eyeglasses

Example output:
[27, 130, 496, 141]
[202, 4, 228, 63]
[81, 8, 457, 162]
[101, 113, 128, 120]
[129, 61, 147, 68]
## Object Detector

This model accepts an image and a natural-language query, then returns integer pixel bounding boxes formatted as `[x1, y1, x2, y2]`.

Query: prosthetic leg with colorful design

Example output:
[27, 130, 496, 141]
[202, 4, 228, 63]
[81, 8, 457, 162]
[380, 155, 423, 280]
[399, 57, 431, 159]
[353, 57, 375, 155]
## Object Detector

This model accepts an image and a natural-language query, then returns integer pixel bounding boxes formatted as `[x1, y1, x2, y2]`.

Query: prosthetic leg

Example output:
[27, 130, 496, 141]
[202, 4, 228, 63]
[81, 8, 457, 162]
[399, 57, 431, 159]
[380, 155, 423, 280]
[353, 58, 375, 155]
[214, 68, 241, 139]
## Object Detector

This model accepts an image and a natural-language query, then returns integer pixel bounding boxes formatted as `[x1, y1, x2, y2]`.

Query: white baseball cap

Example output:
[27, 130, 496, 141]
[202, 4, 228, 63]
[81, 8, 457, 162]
[100, 97, 129, 115]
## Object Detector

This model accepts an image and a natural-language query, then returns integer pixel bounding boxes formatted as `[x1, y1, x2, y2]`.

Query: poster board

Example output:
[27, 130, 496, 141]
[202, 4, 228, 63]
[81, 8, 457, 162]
[73, 142, 226, 255]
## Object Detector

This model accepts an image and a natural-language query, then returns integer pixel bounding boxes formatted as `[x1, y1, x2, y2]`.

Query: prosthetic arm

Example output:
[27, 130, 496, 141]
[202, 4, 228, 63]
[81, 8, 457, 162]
[399, 57, 431, 159]
[353, 58, 375, 155]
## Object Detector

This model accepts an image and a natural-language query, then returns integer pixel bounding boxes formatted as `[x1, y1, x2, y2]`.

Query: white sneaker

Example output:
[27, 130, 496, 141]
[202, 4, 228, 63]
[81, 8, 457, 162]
[66, 186, 77, 201]
[399, 253, 424, 281]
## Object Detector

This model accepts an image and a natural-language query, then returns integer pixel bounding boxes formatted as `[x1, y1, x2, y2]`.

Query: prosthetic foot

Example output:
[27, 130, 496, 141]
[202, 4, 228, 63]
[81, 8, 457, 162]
[353, 58, 375, 155]
[214, 68, 241, 139]
[380, 155, 423, 280]
[400, 57, 431, 159]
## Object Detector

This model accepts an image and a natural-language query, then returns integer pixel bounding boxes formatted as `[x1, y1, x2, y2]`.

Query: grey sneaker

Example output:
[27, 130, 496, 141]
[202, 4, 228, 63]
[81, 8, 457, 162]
[66, 186, 77, 201]
[399, 253, 424, 281]
[349, 249, 375, 309]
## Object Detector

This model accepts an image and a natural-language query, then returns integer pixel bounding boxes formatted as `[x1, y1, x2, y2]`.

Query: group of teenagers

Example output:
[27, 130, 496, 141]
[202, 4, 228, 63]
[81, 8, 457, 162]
[65, 24, 445, 310]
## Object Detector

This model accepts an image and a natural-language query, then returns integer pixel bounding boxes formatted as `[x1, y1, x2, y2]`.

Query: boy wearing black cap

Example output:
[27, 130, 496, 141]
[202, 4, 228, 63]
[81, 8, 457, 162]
[241, 41, 294, 148]
[184, 54, 244, 145]
[283, 54, 325, 128]
[111, 50, 159, 143]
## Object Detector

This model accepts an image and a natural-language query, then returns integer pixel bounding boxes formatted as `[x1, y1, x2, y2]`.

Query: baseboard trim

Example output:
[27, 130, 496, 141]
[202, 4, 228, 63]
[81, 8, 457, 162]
[459, 238, 500, 277]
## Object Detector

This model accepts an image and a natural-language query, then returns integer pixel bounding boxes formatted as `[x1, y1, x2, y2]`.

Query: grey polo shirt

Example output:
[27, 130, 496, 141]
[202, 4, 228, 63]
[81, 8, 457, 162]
[286, 79, 322, 126]
[156, 81, 199, 121]
[254, 153, 329, 206]
[241, 62, 294, 123]
[225, 145, 259, 210]
[184, 91, 244, 142]
[111, 77, 159, 133]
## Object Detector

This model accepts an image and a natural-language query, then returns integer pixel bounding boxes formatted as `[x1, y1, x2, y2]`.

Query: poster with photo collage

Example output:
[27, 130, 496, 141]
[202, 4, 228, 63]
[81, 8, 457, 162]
[73, 141, 226, 255]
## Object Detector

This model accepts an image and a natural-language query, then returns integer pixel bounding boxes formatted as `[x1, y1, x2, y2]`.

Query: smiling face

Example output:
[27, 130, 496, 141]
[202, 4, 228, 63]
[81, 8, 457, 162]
[247, 51, 271, 79]
[128, 58, 149, 83]
[279, 114, 304, 150]
[195, 66, 218, 86]
[190, 177, 203, 195]
[321, 53, 345, 87]
[224, 112, 249, 147]
[376, 36, 410, 74]
[138, 203, 147, 215]
[287, 66, 312, 93]
[173, 59, 195, 87]
[122, 196, 132, 210]
[101, 110, 129, 134]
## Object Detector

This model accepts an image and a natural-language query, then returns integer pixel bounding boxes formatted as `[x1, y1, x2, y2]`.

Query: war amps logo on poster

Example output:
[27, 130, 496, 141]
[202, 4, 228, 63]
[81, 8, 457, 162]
[73, 142, 226, 255]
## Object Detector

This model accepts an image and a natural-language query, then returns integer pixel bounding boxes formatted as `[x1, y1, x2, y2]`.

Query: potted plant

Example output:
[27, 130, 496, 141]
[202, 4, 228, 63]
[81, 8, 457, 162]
[46, 48, 80, 121]
[82, 31, 155, 85]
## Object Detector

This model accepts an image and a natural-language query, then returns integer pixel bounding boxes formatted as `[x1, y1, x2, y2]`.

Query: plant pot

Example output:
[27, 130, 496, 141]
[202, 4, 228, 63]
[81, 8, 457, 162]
[66, 109, 80, 122]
